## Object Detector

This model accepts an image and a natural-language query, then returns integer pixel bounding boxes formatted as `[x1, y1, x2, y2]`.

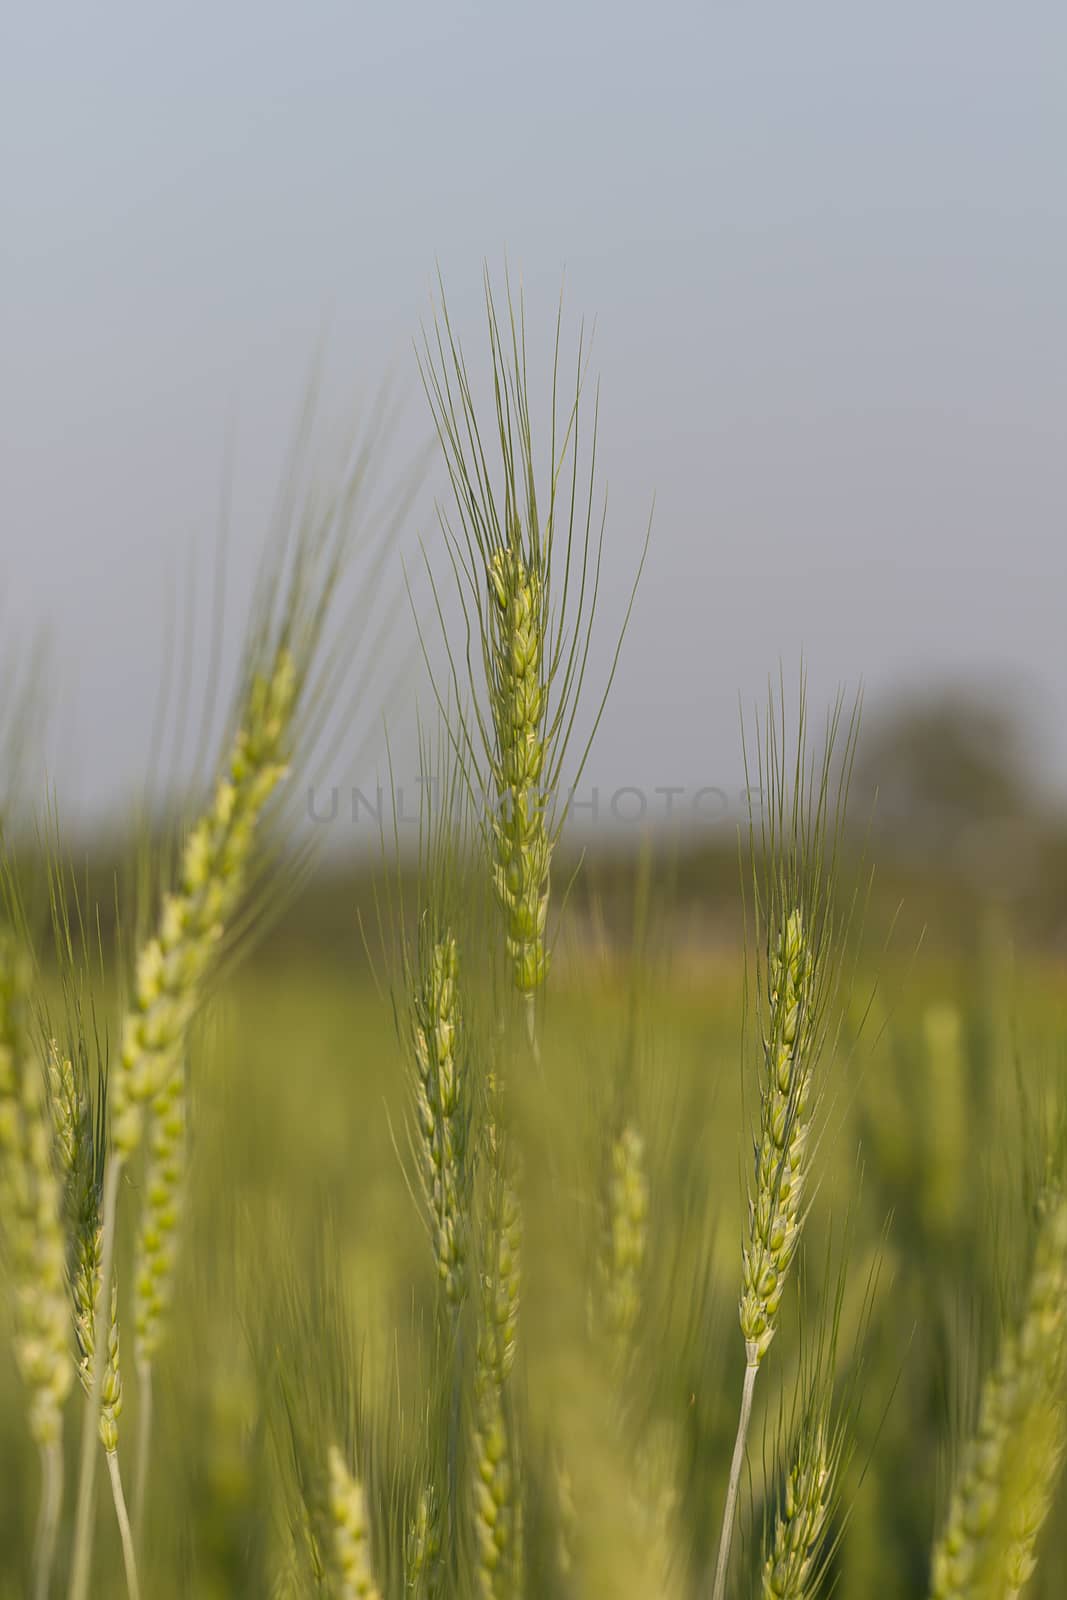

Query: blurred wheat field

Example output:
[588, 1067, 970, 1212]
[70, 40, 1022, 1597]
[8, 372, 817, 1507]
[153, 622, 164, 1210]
[2, 922, 1065, 1596]
[3, 271, 1067, 1600]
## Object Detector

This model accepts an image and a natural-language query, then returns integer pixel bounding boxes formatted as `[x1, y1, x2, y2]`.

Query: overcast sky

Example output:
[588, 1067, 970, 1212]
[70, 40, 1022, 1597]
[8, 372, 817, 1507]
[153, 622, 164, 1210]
[3, 4, 1065, 840]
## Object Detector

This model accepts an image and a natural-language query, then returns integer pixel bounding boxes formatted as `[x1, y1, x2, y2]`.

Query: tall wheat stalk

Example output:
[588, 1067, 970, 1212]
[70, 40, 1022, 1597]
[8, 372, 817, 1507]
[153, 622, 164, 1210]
[419, 270, 648, 1053]
[711, 685, 859, 1600]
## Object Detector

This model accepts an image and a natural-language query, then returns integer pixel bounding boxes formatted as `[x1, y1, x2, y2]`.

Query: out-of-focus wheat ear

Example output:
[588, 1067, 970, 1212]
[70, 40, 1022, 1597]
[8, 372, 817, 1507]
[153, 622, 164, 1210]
[69, 645, 298, 1600]
[929, 1188, 1067, 1600]
[110, 645, 297, 1160]
[596, 1121, 650, 1374]
[471, 1141, 524, 1600]
[0, 933, 73, 1600]
[326, 1444, 383, 1600]
[132, 1056, 187, 1537]
[406, 1487, 442, 1598]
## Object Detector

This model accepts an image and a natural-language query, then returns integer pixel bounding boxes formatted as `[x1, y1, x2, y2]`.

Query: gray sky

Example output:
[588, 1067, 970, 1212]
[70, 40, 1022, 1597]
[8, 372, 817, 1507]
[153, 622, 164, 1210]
[3, 3, 1066, 838]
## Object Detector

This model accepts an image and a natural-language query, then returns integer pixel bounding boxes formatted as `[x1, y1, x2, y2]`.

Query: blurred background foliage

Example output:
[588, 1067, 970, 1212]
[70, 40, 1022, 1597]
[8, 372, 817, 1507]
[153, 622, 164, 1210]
[2, 679, 1066, 1594]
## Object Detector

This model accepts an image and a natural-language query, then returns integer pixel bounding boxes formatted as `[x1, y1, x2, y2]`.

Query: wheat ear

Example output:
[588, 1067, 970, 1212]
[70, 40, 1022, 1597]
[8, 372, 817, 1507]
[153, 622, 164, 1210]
[597, 1121, 650, 1372]
[326, 1444, 382, 1600]
[54, 1036, 140, 1600]
[762, 1417, 833, 1600]
[412, 929, 466, 1307]
[132, 1057, 187, 1535]
[406, 1487, 441, 1598]
[472, 1163, 523, 1599]
[712, 686, 858, 1600]
[68, 648, 296, 1600]
[421, 272, 647, 1048]
[0, 939, 73, 1600]
[930, 1189, 1067, 1600]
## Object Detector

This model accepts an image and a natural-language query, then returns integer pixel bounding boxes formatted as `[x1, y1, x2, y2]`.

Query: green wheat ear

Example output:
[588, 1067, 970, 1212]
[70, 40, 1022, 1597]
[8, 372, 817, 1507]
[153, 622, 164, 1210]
[326, 1444, 383, 1600]
[111, 646, 296, 1159]
[713, 681, 860, 1600]
[0, 941, 73, 1449]
[930, 1187, 1067, 1600]
[419, 267, 648, 1025]
[471, 1137, 524, 1600]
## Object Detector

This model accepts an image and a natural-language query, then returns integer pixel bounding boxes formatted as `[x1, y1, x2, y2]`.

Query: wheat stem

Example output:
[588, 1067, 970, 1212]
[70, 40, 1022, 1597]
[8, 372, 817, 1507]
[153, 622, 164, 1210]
[33, 1438, 64, 1600]
[106, 1448, 141, 1600]
[712, 1360, 758, 1600]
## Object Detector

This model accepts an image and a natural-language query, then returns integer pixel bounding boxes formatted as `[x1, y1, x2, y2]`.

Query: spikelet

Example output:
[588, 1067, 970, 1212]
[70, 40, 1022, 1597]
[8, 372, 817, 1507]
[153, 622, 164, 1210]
[0, 937, 73, 1447]
[111, 648, 296, 1157]
[762, 1421, 832, 1600]
[740, 909, 817, 1367]
[930, 1190, 1067, 1600]
[326, 1444, 381, 1600]
[472, 1170, 523, 1599]
[412, 930, 465, 1305]
[487, 545, 551, 997]
[133, 1063, 187, 1365]
[597, 1123, 649, 1367]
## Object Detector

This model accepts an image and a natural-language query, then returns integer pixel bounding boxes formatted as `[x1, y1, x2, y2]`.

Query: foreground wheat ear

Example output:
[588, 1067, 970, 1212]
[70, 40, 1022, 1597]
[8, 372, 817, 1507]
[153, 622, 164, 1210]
[66, 646, 297, 1600]
[930, 1185, 1067, 1600]
[419, 269, 648, 1047]
[68, 414, 396, 1600]
[48, 1038, 141, 1600]
[711, 685, 860, 1600]
[0, 936, 73, 1600]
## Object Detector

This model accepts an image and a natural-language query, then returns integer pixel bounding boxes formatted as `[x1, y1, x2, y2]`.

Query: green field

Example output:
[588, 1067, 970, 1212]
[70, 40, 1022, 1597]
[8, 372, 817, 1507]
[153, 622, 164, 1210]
[4, 898, 1065, 1596]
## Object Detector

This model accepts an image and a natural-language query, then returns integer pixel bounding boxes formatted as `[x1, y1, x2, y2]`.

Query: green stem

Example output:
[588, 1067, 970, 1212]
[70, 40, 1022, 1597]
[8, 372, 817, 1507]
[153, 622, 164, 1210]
[68, 1153, 122, 1600]
[106, 1449, 142, 1600]
[712, 1360, 759, 1600]
[34, 1437, 64, 1600]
